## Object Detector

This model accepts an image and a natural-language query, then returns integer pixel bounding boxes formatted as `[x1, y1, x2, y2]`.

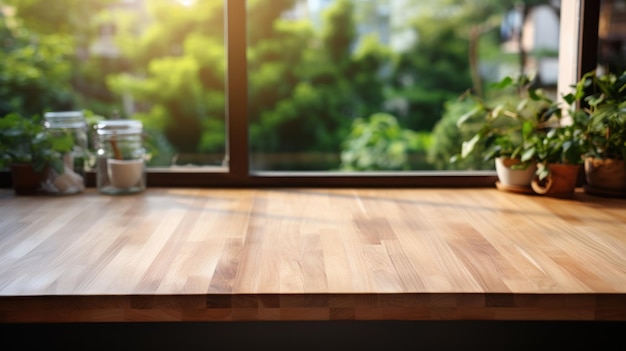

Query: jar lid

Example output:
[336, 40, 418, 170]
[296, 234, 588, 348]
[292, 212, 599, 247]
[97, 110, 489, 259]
[96, 120, 143, 135]
[44, 111, 86, 128]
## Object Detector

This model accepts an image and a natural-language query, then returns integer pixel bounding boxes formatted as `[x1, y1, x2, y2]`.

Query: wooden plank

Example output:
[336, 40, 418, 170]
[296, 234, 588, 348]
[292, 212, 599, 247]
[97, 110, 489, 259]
[0, 187, 625, 322]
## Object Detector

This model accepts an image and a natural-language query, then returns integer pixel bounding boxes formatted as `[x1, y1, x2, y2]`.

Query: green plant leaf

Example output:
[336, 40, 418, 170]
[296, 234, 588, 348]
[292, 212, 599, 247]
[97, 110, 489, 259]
[456, 106, 481, 127]
[461, 134, 480, 159]
[521, 146, 536, 162]
[490, 76, 513, 90]
[537, 165, 549, 181]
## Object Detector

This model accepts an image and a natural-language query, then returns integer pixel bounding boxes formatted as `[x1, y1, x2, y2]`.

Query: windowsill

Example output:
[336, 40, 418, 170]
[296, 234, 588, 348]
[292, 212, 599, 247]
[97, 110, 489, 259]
[2, 170, 499, 188]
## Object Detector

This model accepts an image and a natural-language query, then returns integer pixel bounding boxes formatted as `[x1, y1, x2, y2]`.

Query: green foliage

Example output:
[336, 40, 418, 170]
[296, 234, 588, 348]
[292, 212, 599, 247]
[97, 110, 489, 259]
[429, 98, 493, 170]
[454, 74, 560, 169]
[247, 0, 296, 46]
[564, 70, 626, 161]
[0, 113, 72, 173]
[533, 122, 586, 180]
[532, 89, 587, 181]
[106, 1, 226, 163]
[1, 0, 556, 172]
[340, 113, 425, 171]
[0, 15, 76, 117]
[4, 0, 116, 35]
[1, 0, 123, 120]
[321, 0, 355, 65]
[389, 17, 473, 132]
[249, 0, 394, 160]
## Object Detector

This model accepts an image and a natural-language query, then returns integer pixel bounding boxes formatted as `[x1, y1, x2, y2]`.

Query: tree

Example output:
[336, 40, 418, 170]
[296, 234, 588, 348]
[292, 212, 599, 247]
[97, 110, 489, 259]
[412, 0, 559, 170]
[0, 8, 75, 117]
[249, 0, 394, 165]
[106, 1, 226, 164]
[389, 18, 474, 132]
[3, 0, 116, 35]
[1, 0, 124, 118]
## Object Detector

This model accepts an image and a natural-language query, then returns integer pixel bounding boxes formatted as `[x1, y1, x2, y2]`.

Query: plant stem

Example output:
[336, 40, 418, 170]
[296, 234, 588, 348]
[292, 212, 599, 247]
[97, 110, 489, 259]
[110, 138, 122, 160]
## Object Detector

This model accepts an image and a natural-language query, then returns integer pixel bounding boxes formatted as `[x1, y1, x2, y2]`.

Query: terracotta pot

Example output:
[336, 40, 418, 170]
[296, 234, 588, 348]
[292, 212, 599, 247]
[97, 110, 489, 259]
[584, 157, 626, 192]
[10, 163, 48, 196]
[531, 163, 581, 198]
[495, 157, 537, 187]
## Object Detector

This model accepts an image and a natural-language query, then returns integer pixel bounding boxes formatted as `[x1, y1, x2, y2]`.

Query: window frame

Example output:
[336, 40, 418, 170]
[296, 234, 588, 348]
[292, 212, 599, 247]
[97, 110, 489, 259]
[0, 0, 601, 189]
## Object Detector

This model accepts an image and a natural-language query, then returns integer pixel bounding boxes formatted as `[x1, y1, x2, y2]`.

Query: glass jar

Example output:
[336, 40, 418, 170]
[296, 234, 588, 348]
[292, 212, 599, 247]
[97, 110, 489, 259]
[43, 111, 88, 195]
[95, 120, 146, 195]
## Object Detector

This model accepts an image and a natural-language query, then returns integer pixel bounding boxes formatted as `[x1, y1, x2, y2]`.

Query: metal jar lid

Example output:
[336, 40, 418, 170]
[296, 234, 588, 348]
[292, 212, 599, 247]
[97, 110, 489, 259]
[95, 120, 143, 135]
[44, 111, 86, 129]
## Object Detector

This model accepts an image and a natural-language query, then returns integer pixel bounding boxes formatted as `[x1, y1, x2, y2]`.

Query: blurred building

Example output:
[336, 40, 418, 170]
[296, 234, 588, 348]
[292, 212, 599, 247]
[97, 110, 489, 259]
[598, 0, 626, 74]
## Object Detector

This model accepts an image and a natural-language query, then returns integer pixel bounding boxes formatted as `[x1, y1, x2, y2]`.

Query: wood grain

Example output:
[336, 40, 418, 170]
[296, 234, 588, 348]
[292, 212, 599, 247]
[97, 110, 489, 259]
[0, 187, 625, 322]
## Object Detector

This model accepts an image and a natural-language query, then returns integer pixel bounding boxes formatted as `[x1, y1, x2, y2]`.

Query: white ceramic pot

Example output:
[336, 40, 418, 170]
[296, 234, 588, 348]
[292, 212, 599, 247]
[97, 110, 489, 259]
[107, 159, 144, 189]
[495, 157, 537, 187]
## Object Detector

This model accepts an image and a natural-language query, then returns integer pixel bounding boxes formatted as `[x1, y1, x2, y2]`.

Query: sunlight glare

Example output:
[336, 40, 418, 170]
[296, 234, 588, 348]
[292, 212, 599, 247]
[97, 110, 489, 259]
[178, 0, 195, 7]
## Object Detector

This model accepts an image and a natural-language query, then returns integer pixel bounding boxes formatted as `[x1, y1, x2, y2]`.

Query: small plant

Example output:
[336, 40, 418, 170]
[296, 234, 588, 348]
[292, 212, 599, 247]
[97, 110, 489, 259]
[533, 122, 586, 181]
[559, 69, 626, 196]
[564, 70, 626, 161]
[0, 113, 73, 173]
[454, 74, 561, 169]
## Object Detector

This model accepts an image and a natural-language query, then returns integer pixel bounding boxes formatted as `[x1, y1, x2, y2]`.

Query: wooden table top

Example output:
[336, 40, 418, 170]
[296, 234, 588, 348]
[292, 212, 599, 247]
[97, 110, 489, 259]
[1, 187, 625, 322]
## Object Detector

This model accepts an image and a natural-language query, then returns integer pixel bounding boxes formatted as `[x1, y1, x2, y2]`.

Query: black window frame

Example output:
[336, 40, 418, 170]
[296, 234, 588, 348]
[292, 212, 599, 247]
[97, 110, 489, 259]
[0, 0, 601, 189]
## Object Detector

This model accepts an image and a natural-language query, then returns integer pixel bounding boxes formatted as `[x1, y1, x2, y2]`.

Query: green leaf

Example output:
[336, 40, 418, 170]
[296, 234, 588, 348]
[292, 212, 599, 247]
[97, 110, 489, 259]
[490, 76, 513, 90]
[537, 166, 549, 181]
[562, 92, 576, 105]
[456, 106, 481, 127]
[521, 146, 536, 162]
[528, 87, 549, 102]
[521, 120, 534, 139]
[461, 134, 480, 159]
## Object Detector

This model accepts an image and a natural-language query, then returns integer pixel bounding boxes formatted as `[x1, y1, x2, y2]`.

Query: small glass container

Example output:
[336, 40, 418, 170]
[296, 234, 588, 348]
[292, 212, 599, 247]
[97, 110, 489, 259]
[95, 120, 146, 195]
[43, 111, 88, 195]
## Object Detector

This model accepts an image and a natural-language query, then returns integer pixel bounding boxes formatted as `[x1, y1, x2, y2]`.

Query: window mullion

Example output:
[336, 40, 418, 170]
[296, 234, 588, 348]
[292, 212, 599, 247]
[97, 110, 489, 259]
[226, 0, 249, 182]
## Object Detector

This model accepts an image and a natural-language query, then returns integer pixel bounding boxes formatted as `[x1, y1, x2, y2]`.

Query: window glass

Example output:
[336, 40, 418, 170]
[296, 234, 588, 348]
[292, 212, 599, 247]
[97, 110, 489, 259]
[247, 0, 563, 172]
[1, 0, 613, 185]
[598, 0, 626, 75]
[0, 0, 227, 170]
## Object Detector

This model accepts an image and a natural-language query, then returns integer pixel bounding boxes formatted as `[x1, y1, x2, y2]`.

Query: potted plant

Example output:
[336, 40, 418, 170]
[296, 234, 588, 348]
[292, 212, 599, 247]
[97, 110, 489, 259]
[456, 74, 560, 193]
[0, 113, 74, 195]
[568, 70, 626, 197]
[531, 119, 586, 198]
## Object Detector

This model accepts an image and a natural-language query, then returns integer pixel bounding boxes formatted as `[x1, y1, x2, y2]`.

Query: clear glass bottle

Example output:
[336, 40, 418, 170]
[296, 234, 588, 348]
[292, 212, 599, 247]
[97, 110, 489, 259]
[95, 120, 146, 195]
[43, 111, 88, 195]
